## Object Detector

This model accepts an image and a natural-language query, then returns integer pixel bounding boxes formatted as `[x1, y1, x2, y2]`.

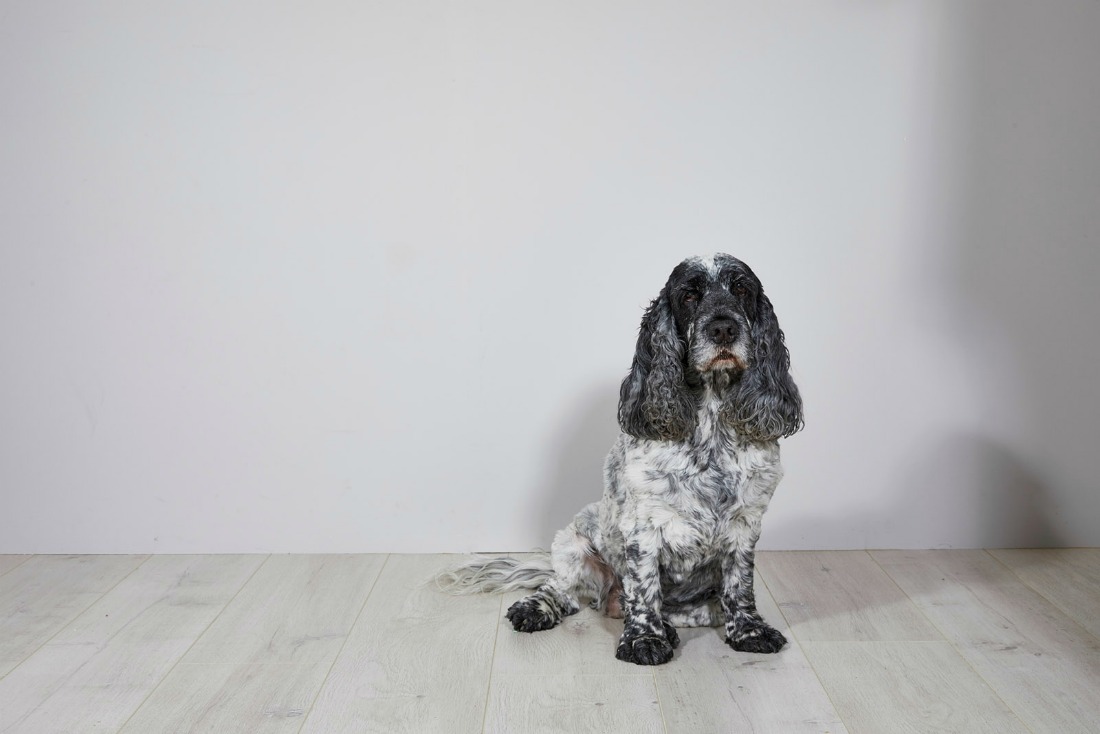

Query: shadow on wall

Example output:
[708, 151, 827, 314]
[775, 2, 1099, 549]
[946, 1, 1100, 545]
[531, 381, 1062, 551]
[527, 2, 1100, 551]
[917, 436, 1062, 548]
[766, 433, 1061, 550]
[533, 382, 621, 545]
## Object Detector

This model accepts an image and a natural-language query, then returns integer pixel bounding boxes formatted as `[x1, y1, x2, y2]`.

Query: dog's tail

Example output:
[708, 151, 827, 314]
[436, 552, 555, 595]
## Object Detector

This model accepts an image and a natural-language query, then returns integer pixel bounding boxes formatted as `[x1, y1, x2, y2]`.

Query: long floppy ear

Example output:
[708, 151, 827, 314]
[617, 289, 697, 441]
[723, 289, 804, 441]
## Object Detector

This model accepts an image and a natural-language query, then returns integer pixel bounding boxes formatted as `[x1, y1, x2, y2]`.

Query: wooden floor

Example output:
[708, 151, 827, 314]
[1, 550, 1098, 733]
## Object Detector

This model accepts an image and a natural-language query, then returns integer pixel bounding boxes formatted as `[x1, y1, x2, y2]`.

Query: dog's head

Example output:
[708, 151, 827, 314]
[618, 253, 803, 443]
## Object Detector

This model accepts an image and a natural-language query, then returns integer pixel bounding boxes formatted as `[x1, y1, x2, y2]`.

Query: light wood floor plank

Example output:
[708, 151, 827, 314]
[757, 551, 941, 641]
[0, 555, 263, 733]
[301, 554, 500, 734]
[0, 550, 1095, 733]
[484, 674, 664, 734]
[118, 554, 386, 733]
[872, 549, 1100, 733]
[0, 555, 148, 677]
[989, 548, 1100, 640]
[0, 556, 30, 577]
[126, 661, 332, 731]
[657, 572, 848, 733]
[487, 575, 664, 733]
[492, 589, 633, 676]
[802, 641, 1029, 734]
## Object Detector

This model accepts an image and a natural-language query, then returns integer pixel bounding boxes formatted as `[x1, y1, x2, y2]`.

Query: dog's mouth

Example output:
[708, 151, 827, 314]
[706, 351, 746, 371]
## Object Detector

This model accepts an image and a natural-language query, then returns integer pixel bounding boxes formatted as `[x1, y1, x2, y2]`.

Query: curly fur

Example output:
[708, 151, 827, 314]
[440, 253, 803, 666]
[722, 277, 804, 442]
[618, 291, 697, 441]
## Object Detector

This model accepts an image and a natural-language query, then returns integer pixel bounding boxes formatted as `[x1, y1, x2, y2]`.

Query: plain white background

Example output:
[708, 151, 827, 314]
[2, 1, 1098, 553]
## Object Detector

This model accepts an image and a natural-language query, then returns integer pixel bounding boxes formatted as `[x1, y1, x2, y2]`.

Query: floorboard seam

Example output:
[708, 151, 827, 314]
[866, 550, 1036, 734]
[2, 554, 152, 684]
[755, 556, 850, 734]
[478, 592, 506, 734]
[0, 555, 153, 729]
[296, 553, 391, 733]
[982, 549, 1100, 646]
[0, 555, 31, 581]
[113, 553, 271, 733]
[651, 669, 670, 734]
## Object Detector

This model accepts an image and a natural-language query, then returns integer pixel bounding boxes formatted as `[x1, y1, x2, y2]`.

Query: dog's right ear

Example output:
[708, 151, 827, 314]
[618, 288, 696, 441]
[722, 286, 804, 442]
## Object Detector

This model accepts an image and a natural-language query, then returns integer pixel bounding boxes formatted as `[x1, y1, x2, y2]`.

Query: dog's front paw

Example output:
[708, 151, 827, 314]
[663, 619, 680, 650]
[726, 623, 787, 654]
[616, 631, 675, 666]
[505, 597, 558, 633]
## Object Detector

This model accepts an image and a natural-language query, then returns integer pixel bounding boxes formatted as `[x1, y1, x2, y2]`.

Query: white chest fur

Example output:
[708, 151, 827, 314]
[615, 400, 783, 575]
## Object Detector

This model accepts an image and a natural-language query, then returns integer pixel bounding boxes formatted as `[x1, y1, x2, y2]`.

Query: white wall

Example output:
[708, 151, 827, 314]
[2, 1, 1098, 553]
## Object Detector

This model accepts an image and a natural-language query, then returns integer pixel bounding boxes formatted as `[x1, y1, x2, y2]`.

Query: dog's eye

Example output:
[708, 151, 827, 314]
[732, 283, 749, 298]
[682, 292, 699, 305]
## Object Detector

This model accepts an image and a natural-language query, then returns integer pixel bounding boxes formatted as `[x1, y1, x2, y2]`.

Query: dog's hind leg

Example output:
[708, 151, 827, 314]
[506, 505, 609, 633]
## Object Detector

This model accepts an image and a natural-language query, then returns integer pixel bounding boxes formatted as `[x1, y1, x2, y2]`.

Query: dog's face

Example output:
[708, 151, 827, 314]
[618, 253, 803, 443]
[666, 253, 760, 380]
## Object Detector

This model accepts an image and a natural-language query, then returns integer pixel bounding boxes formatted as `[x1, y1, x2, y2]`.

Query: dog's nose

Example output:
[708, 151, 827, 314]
[706, 318, 739, 345]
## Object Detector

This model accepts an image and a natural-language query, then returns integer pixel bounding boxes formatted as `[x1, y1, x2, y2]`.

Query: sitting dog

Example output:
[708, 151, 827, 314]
[441, 253, 803, 665]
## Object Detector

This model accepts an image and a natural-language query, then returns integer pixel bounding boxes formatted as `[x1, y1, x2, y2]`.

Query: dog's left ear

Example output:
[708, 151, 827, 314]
[723, 288, 804, 441]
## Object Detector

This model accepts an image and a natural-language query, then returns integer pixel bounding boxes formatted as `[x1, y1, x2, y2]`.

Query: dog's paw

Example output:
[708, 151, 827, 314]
[505, 597, 559, 633]
[616, 631, 675, 666]
[663, 619, 680, 650]
[726, 623, 787, 654]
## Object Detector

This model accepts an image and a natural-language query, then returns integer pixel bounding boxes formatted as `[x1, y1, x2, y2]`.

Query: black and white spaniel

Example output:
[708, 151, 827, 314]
[441, 253, 803, 665]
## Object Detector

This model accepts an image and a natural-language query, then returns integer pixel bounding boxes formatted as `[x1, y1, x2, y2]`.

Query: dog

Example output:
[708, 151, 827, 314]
[440, 253, 803, 665]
